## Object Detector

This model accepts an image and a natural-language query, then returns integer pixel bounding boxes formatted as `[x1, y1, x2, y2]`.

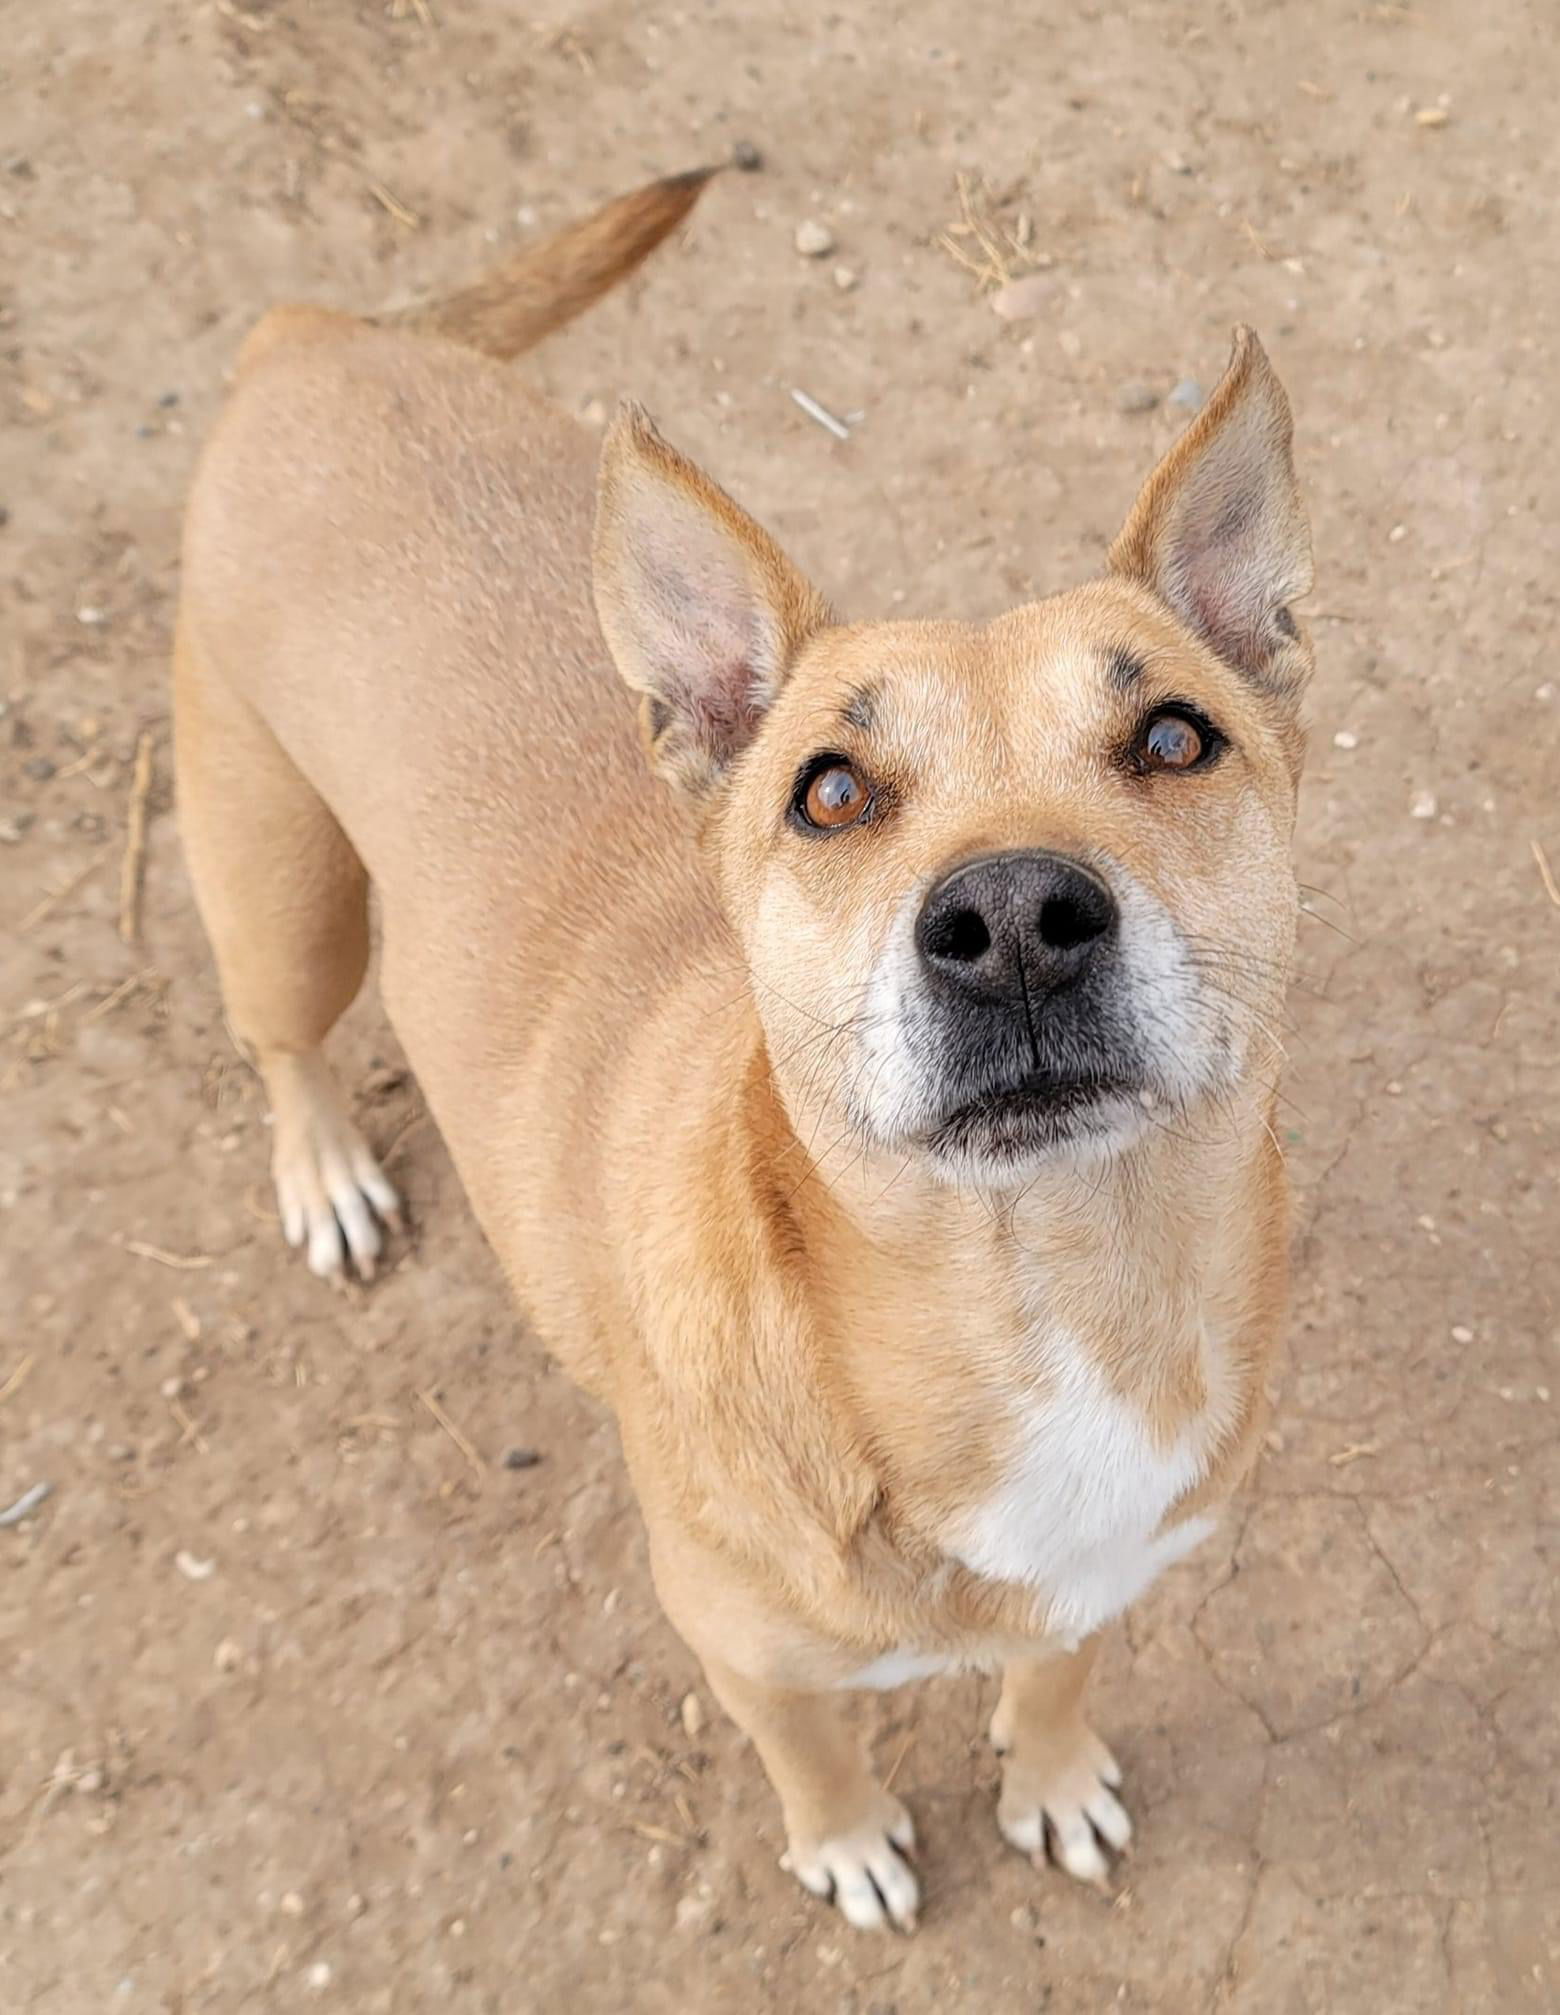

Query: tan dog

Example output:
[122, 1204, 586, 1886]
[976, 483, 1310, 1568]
[174, 168, 1312, 1931]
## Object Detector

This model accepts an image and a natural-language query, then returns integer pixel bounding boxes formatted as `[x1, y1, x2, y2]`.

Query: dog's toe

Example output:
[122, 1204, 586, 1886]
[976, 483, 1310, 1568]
[274, 1121, 400, 1283]
[998, 1736, 1130, 1890]
[782, 1798, 919, 1932]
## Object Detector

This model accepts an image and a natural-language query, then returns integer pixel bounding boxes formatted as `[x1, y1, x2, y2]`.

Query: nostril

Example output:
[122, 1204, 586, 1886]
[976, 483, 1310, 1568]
[924, 906, 991, 964]
[1038, 891, 1108, 950]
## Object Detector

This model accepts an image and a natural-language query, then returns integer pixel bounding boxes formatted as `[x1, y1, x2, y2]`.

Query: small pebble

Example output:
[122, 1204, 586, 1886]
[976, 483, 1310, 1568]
[730, 139, 762, 172]
[305, 1962, 331, 1990]
[580, 398, 607, 428]
[1116, 380, 1160, 414]
[794, 218, 835, 258]
[160, 1375, 185, 1400]
[75, 1767, 106, 1795]
[174, 1550, 216, 1582]
[1450, 1325, 1474, 1345]
[832, 264, 859, 292]
[1010, 1902, 1042, 1934]
[680, 1690, 705, 1739]
[1388, 523, 1407, 543]
[108, 1443, 134, 1462]
[347, 1893, 368, 1918]
[1168, 377, 1205, 411]
[280, 1891, 306, 1918]
[76, 606, 107, 626]
[158, 390, 180, 408]
[1410, 790, 1438, 819]
[214, 1637, 242, 1673]
[23, 756, 56, 781]
[675, 1885, 716, 1933]
[1332, 729, 1359, 750]
[1414, 105, 1450, 128]
[503, 1447, 542, 1471]
[990, 272, 1057, 320]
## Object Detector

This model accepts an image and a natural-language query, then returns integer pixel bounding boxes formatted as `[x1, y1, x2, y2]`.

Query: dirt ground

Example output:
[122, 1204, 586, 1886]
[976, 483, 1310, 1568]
[3, 1, 1557, 2009]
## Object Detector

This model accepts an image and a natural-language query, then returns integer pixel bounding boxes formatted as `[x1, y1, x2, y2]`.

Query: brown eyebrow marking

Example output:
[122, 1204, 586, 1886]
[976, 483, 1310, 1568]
[841, 680, 882, 732]
[1107, 646, 1145, 692]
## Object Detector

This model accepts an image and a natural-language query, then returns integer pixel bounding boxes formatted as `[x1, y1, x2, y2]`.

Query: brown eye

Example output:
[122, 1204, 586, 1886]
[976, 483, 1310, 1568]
[1141, 711, 1208, 771]
[800, 761, 870, 830]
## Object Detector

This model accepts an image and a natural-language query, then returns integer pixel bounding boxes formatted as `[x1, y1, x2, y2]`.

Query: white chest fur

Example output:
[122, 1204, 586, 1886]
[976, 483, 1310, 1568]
[944, 1327, 1229, 1640]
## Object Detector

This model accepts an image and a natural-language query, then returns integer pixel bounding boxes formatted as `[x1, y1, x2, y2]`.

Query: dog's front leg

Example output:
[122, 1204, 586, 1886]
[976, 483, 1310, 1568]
[990, 1638, 1132, 1887]
[700, 1656, 919, 1931]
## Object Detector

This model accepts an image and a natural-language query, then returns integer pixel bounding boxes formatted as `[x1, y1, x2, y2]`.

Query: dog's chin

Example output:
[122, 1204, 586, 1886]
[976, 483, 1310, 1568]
[915, 1075, 1147, 1182]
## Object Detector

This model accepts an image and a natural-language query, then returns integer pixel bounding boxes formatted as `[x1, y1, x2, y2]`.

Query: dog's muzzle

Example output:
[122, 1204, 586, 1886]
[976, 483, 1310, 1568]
[911, 850, 1141, 1159]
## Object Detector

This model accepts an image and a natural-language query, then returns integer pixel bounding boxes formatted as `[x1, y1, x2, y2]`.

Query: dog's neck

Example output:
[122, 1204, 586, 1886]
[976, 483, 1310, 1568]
[751, 1049, 1280, 1433]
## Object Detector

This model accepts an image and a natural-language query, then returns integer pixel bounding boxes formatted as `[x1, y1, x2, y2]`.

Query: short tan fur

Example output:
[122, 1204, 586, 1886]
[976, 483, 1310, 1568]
[175, 169, 1312, 1931]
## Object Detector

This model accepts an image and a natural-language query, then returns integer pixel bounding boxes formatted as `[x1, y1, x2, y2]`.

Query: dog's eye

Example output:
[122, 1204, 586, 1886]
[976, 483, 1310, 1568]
[796, 759, 871, 831]
[1145, 714, 1203, 768]
[1135, 708, 1218, 773]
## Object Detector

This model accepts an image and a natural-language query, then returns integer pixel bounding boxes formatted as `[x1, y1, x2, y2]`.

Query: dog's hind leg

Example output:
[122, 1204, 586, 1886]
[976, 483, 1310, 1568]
[174, 621, 398, 1279]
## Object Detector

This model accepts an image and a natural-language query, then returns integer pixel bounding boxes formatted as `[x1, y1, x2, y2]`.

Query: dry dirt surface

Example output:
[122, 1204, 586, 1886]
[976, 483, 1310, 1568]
[3, 2, 1558, 2010]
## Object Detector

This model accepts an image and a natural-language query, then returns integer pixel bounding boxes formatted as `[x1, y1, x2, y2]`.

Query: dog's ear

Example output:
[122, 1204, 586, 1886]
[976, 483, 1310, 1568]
[1109, 327, 1313, 699]
[593, 402, 830, 793]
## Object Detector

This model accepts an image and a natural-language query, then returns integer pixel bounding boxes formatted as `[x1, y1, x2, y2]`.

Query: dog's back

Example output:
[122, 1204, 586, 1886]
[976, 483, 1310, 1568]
[175, 173, 726, 1298]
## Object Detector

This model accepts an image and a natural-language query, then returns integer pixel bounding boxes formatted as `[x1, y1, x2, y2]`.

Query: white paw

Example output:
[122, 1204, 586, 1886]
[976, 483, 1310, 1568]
[998, 1738, 1131, 1889]
[781, 1798, 919, 1931]
[274, 1115, 400, 1281]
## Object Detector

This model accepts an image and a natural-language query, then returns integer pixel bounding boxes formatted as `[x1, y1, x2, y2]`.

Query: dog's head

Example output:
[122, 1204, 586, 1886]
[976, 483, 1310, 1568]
[594, 330, 1312, 1181]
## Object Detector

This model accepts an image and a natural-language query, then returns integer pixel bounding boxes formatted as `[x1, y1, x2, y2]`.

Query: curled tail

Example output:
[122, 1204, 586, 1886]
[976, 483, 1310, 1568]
[383, 165, 718, 360]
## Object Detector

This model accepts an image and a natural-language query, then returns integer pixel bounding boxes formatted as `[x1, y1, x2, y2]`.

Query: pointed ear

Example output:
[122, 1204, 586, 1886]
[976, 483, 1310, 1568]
[592, 402, 831, 793]
[1109, 328, 1313, 698]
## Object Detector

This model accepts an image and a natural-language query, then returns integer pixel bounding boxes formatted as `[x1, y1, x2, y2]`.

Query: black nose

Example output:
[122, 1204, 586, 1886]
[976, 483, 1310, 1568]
[915, 850, 1117, 1006]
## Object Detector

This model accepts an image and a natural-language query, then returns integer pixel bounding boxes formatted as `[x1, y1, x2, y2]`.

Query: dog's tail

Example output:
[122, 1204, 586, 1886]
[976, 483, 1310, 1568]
[383, 166, 718, 361]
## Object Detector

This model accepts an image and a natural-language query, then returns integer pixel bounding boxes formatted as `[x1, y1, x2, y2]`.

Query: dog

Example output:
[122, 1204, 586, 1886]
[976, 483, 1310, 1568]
[174, 166, 1312, 1932]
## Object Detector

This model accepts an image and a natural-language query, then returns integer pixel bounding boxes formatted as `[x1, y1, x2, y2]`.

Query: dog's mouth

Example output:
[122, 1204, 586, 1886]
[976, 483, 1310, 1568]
[918, 1070, 1139, 1164]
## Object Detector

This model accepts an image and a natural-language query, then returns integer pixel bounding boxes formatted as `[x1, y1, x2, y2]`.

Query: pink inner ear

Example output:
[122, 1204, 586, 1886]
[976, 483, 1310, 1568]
[1109, 330, 1310, 689]
[595, 407, 831, 786]
[1157, 417, 1304, 677]
[649, 565, 772, 761]
[1182, 543, 1268, 673]
[667, 656, 764, 755]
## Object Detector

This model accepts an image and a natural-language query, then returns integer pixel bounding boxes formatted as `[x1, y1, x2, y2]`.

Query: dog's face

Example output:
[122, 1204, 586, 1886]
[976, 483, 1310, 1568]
[709, 589, 1303, 1175]
[595, 330, 1313, 1182]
